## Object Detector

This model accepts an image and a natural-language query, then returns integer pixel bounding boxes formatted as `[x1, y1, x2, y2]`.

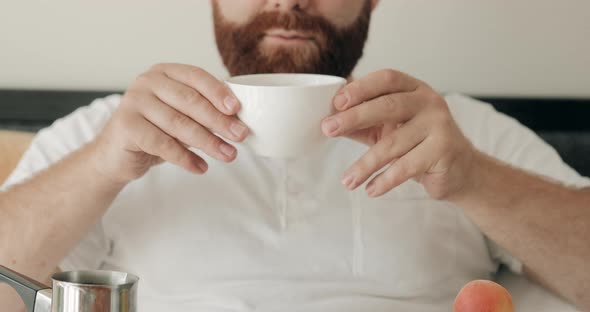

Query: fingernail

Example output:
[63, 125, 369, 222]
[220, 144, 236, 158]
[224, 96, 239, 112]
[334, 92, 349, 110]
[230, 122, 248, 138]
[322, 117, 340, 135]
[367, 182, 377, 197]
[341, 174, 356, 190]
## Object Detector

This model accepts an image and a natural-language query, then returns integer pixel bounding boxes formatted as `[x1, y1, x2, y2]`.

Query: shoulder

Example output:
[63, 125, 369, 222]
[30, 93, 121, 161]
[444, 93, 521, 142]
[444, 93, 539, 157]
[1, 94, 122, 189]
[39, 94, 122, 145]
[444, 93, 589, 187]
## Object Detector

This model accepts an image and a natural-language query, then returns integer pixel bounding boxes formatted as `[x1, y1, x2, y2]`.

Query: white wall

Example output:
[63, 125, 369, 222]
[1, 0, 589, 97]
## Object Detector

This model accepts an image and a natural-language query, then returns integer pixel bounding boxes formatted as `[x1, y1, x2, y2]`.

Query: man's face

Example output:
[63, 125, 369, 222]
[212, 0, 375, 78]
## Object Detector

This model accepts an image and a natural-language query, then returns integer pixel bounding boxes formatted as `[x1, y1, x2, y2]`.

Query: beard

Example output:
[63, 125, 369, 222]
[212, 1, 372, 78]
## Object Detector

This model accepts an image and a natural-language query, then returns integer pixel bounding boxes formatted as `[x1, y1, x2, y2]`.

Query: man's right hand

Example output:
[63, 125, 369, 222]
[0, 64, 248, 311]
[91, 63, 249, 184]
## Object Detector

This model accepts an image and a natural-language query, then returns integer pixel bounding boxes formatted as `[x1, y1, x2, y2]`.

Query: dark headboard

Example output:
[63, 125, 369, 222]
[1, 89, 589, 176]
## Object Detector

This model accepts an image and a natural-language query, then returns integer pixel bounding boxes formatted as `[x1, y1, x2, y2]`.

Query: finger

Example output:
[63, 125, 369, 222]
[133, 116, 208, 174]
[333, 69, 421, 111]
[365, 139, 434, 197]
[346, 127, 379, 146]
[341, 117, 428, 190]
[346, 123, 400, 146]
[151, 63, 240, 115]
[138, 94, 238, 162]
[146, 73, 249, 142]
[322, 91, 424, 137]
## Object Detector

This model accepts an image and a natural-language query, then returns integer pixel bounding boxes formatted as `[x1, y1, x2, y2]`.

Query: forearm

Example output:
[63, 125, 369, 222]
[451, 151, 590, 309]
[0, 140, 125, 281]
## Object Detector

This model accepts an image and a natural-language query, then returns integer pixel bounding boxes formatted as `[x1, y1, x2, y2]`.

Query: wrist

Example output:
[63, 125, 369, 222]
[83, 139, 131, 190]
[446, 149, 491, 204]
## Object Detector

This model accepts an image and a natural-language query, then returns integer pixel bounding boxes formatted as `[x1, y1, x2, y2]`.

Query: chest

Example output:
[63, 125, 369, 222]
[102, 151, 492, 297]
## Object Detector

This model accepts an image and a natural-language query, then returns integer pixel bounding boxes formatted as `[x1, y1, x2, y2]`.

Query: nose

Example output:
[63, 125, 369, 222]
[271, 0, 310, 11]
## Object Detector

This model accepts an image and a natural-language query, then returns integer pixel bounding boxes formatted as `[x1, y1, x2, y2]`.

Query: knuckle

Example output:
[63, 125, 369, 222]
[203, 133, 222, 151]
[394, 158, 411, 178]
[424, 95, 452, 125]
[202, 103, 231, 129]
[179, 89, 202, 106]
[165, 141, 190, 165]
[175, 148, 192, 166]
[381, 133, 397, 150]
[212, 81, 229, 99]
[149, 63, 168, 73]
[122, 90, 144, 109]
[426, 92, 449, 109]
[382, 69, 400, 85]
[379, 95, 399, 115]
[212, 109, 231, 129]
[432, 109, 454, 129]
[361, 150, 380, 171]
[169, 112, 192, 130]
[188, 67, 205, 83]
[134, 72, 154, 87]
[346, 81, 362, 100]
[135, 129, 158, 152]
[159, 136, 178, 152]
[367, 128, 382, 146]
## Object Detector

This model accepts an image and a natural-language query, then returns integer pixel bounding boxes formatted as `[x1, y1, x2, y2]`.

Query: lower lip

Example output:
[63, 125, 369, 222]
[263, 35, 314, 45]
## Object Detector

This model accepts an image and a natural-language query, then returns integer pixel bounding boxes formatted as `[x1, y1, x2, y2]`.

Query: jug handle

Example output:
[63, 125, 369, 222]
[0, 265, 51, 312]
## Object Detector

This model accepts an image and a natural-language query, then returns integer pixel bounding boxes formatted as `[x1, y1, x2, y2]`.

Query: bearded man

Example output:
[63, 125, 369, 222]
[1, 0, 589, 311]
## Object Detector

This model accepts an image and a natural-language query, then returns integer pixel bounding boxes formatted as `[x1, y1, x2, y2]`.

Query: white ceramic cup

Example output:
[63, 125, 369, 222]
[226, 73, 346, 158]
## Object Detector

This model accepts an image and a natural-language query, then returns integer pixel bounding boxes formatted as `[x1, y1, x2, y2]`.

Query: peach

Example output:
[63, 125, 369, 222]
[454, 280, 514, 312]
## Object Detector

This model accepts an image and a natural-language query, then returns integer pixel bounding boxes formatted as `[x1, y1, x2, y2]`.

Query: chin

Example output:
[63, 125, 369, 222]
[259, 45, 319, 70]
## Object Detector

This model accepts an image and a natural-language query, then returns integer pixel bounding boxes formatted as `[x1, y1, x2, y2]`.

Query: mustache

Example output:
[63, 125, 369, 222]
[242, 10, 337, 40]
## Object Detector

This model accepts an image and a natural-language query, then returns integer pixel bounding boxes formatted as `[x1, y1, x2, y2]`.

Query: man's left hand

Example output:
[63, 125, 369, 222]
[321, 69, 478, 199]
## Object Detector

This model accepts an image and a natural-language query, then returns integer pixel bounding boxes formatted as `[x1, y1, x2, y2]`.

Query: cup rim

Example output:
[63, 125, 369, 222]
[226, 73, 346, 89]
[52, 270, 139, 289]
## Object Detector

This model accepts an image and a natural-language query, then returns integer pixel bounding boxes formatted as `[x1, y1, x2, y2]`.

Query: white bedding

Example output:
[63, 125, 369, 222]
[497, 270, 579, 312]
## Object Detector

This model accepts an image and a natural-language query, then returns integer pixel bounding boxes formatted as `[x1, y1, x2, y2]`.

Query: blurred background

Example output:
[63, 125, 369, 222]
[0, 0, 589, 97]
[1, 0, 589, 173]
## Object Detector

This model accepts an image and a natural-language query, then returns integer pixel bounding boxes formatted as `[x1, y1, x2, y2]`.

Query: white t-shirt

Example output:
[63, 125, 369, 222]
[3, 93, 588, 312]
